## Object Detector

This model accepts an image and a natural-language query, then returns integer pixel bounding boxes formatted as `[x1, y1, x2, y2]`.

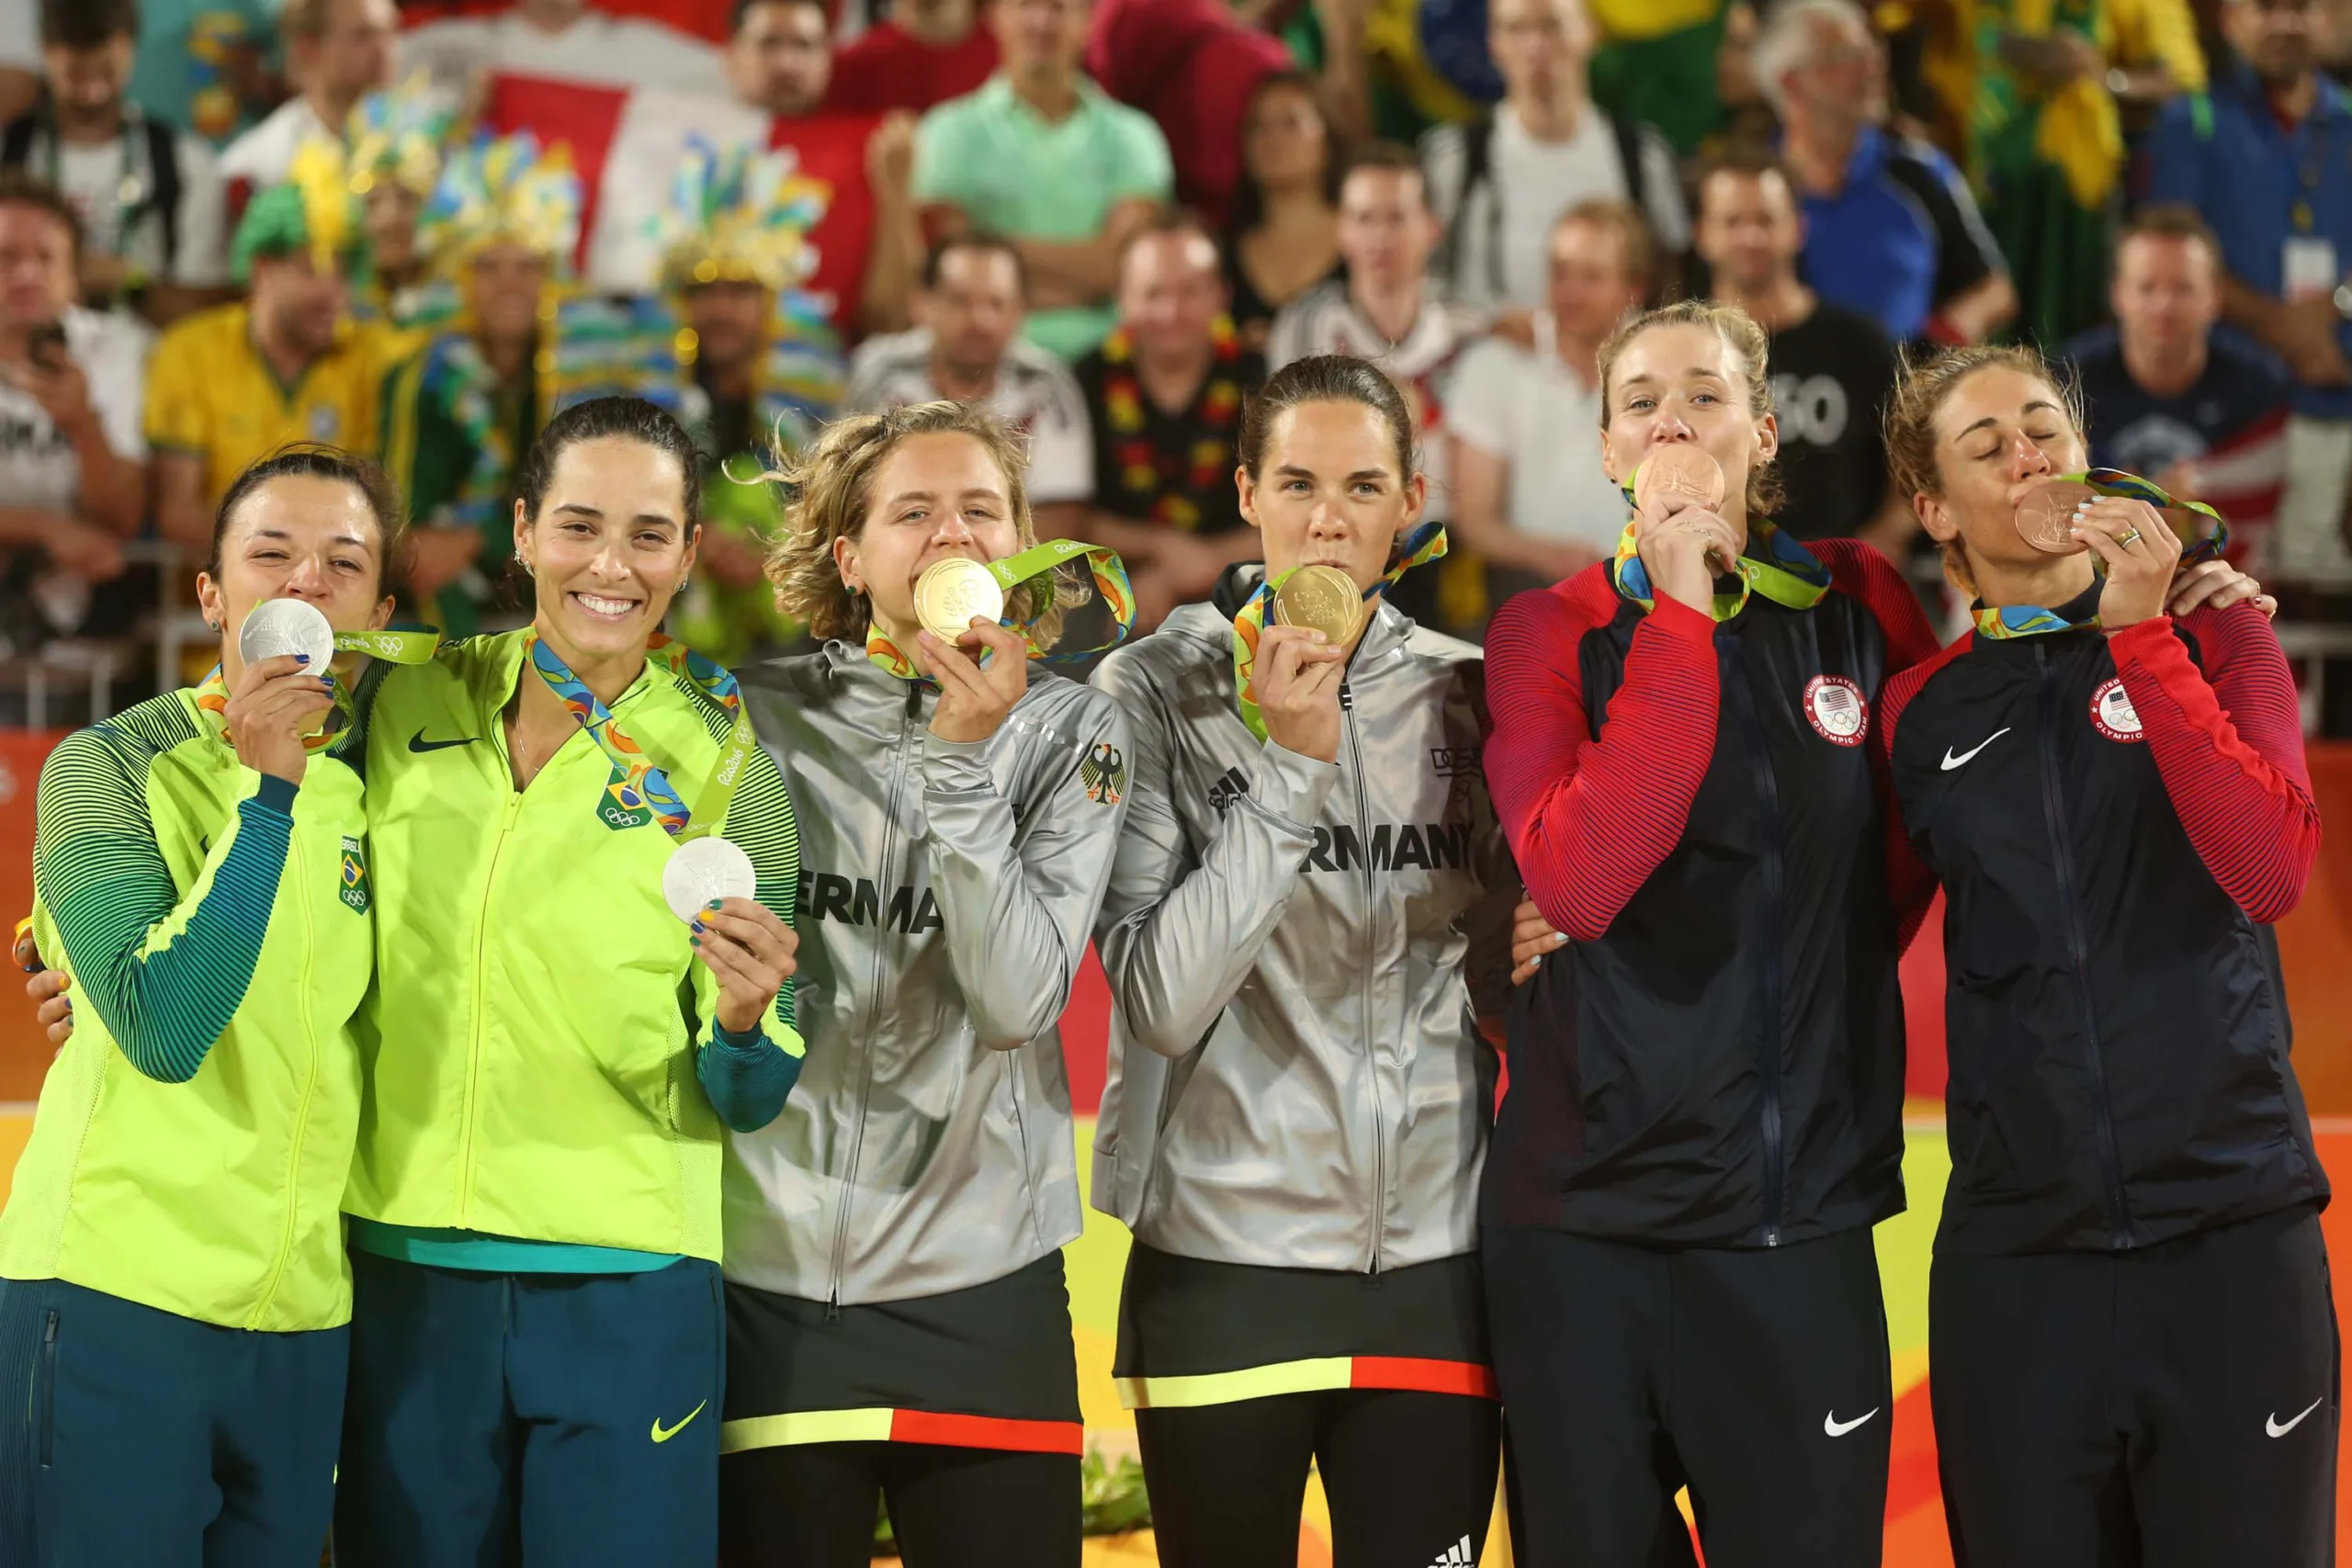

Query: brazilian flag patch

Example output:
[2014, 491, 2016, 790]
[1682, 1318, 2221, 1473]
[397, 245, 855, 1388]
[600, 766, 654, 831]
[339, 836, 371, 913]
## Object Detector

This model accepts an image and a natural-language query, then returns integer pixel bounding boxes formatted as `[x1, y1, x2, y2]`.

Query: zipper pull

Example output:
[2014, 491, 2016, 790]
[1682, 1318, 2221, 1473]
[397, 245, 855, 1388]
[42, 1309, 57, 1345]
[1339, 682, 1354, 713]
[825, 1292, 843, 1323]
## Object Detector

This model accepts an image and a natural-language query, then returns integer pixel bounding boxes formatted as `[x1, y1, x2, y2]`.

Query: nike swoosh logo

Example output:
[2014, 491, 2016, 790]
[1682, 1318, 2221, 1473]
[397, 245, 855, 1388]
[1941, 728, 2011, 771]
[1824, 1407, 1880, 1438]
[408, 729, 474, 753]
[2268, 1397, 2324, 1438]
[650, 1400, 707, 1444]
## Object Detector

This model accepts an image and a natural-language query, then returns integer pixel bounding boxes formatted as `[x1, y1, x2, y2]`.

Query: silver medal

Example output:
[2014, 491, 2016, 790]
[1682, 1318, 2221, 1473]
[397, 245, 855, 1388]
[664, 836, 756, 923]
[236, 597, 335, 671]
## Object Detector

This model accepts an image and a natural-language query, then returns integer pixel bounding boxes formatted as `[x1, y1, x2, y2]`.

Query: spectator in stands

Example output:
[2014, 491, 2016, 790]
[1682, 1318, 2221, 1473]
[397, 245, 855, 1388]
[219, 0, 399, 210]
[1758, 0, 2017, 345]
[147, 165, 403, 548]
[1588, 0, 1735, 156]
[379, 132, 582, 637]
[1694, 147, 1906, 547]
[829, 0, 1000, 116]
[5, 0, 231, 325]
[1420, 0, 1688, 312]
[1270, 142, 1483, 631]
[1224, 70, 1342, 351]
[1085, 0, 1293, 227]
[846, 233, 1094, 532]
[0, 175, 143, 652]
[727, 0, 920, 336]
[129, 0, 282, 148]
[914, 0, 1175, 360]
[2145, 0, 2352, 584]
[2062, 205, 2291, 561]
[1071, 211, 1267, 629]
[726, 0, 832, 118]
[402, 0, 725, 98]
[1448, 199, 1645, 609]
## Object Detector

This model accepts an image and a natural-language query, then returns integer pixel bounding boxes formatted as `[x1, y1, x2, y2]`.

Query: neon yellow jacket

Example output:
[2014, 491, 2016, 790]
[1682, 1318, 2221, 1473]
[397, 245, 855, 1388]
[345, 630, 802, 1261]
[0, 690, 373, 1332]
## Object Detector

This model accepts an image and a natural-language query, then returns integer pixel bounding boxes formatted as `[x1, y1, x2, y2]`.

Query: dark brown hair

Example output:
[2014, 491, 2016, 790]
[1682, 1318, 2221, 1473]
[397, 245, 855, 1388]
[40, 0, 137, 47]
[2115, 203, 2222, 275]
[1338, 141, 1430, 209]
[0, 173, 83, 261]
[920, 231, 1028, 298]
[1238, 353, 1419, 485]
[1555, 197, 1657, 294]
[209, 444, 408, 593]
[517, 396, 704, 531]
[1228, 71, 1342, 239]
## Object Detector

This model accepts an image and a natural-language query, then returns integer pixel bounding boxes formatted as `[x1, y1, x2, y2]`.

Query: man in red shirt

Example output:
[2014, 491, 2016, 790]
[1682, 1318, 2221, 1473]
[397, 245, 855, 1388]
[828, 0, 999, 115]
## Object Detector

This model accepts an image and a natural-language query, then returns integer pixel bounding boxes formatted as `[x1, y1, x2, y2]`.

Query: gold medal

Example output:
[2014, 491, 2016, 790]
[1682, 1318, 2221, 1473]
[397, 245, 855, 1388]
[1633, 446, 1726, 517]
[2015, 480, 2099, 554]
[913, 557, 1005, 642]
[1270, 564, 1365, 643]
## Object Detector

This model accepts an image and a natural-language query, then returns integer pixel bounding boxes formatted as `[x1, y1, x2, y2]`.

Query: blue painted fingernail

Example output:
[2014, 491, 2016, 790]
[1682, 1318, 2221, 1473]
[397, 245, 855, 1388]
[690, 919, 707, 934]
[295, 653, 311, 664]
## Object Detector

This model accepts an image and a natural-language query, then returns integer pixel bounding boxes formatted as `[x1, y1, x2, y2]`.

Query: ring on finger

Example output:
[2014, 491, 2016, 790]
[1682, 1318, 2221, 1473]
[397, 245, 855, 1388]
[2117, 527, 2143, 548]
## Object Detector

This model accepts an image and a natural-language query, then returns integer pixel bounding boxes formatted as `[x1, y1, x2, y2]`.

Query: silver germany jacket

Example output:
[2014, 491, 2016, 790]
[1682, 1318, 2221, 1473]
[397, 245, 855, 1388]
[721, 642, 1133, 1305]
[1090, 577, 1516, 1275]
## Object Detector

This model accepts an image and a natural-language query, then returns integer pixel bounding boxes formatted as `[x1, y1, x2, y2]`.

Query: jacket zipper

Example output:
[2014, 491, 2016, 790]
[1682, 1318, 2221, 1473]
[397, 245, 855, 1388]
[37, 1307, 57, 1468]
[458, 792, 525, 1225]
[827, 682, 922, 1316]
[1722, 642, 1787, 1246]
[2034, 646, 2133, 1249]
[250, 832, 322, 1328]
[1340, 682, 1385, 1274]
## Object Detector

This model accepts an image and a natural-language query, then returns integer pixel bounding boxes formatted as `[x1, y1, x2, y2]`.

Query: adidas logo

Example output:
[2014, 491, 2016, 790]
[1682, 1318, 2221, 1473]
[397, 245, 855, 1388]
[1430, 1536, 1475, 1567]
[1205, 766, 1250, 816]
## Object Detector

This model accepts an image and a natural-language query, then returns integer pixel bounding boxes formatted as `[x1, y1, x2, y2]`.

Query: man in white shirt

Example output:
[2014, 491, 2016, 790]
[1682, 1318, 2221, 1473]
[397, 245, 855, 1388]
[1419, 0, 1686, 312]
[1268, 143, 1481, 520]
[403, 0, 724, 99]
[219, 0, 398, 213]
[846, 232, 1093, 532]
[0, 175, 147, 648]
[5, 0, 229, 324]
[1449, 199, 1646, 609]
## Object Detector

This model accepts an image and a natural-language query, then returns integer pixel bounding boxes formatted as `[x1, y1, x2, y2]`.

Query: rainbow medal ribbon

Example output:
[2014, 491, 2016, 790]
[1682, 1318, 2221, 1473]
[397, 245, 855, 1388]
[1972, 468, 2230, 640]
[526, 632, 756, 841]
[1607, 473, 1831, 621]
[865, 539, 1137, 681]
[1229, 522, 1448, 744]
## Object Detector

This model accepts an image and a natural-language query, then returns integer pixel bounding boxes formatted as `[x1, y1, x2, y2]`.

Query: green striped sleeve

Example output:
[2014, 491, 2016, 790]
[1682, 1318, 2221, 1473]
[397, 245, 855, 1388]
[692, 740, 802, 1132]
[34, 725, 296, 1085]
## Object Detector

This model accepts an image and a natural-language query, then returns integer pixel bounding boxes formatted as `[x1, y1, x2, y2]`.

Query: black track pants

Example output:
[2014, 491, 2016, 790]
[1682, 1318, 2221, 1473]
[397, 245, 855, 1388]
[1137, 1388, 1501, 1568]
[719, 1442, 1080, 1568]
[1933, 1203, 2337, 1568]
[1486, 1224, 1890, 1568]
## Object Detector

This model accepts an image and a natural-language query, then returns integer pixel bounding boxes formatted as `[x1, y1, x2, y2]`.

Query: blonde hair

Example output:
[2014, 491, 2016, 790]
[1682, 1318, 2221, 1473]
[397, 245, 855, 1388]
[1883, 343, 2086, 595]
[763, 400, 1068, 646]
[1596, 299, 1785, 517]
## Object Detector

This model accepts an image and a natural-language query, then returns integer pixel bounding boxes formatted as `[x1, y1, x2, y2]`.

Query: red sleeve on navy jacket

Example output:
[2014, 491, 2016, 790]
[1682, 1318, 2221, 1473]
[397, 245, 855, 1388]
[1482, 567, 1722, 942]
[1872, 637, 1970, 954]
[1813, 537, 1944, 675]
[2108, 603, 2320, 923]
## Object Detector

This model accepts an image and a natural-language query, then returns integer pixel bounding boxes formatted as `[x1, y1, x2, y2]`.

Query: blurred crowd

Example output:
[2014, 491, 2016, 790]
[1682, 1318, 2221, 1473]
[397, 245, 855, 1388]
[6, 0, 2352, 724]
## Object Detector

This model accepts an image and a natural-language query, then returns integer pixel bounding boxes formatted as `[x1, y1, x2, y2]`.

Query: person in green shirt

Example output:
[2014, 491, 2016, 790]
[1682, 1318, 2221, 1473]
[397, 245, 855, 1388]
[333, 394, 808, 1568]
[913, 0, 1174, 360]
[380, 130, 585, 639]
[0, 445, 401, 1567]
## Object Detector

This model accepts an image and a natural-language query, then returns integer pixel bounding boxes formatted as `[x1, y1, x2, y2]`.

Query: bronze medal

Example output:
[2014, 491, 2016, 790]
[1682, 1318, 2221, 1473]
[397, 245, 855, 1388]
[913, 557, 1005, 642]
[1633, 446, 1727, 518]
[1271, 564, 1365, 643]
[2015, 480, 2099, 554]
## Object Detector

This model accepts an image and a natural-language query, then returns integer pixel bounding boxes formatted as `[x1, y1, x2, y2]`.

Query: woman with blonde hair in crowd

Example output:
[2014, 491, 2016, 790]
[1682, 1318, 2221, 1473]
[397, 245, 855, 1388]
[718, 400, 1134, 1568]
[1874, 343, 2328, 1564]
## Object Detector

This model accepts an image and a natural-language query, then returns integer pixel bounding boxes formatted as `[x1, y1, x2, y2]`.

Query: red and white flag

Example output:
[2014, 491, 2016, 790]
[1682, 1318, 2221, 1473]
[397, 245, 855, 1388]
[478, 73, 877, 332]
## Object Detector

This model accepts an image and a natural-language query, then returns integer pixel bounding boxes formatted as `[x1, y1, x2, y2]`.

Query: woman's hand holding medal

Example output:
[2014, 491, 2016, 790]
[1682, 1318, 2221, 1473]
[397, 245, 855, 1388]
[2076, 495, 2183, 629]
[692, 897, 800, 1035]
[1632, 447, 1741, 618]
[919, 619, 1031, 745]
[1253, 624, 1348, 763]
[224, 654, 336, 785]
